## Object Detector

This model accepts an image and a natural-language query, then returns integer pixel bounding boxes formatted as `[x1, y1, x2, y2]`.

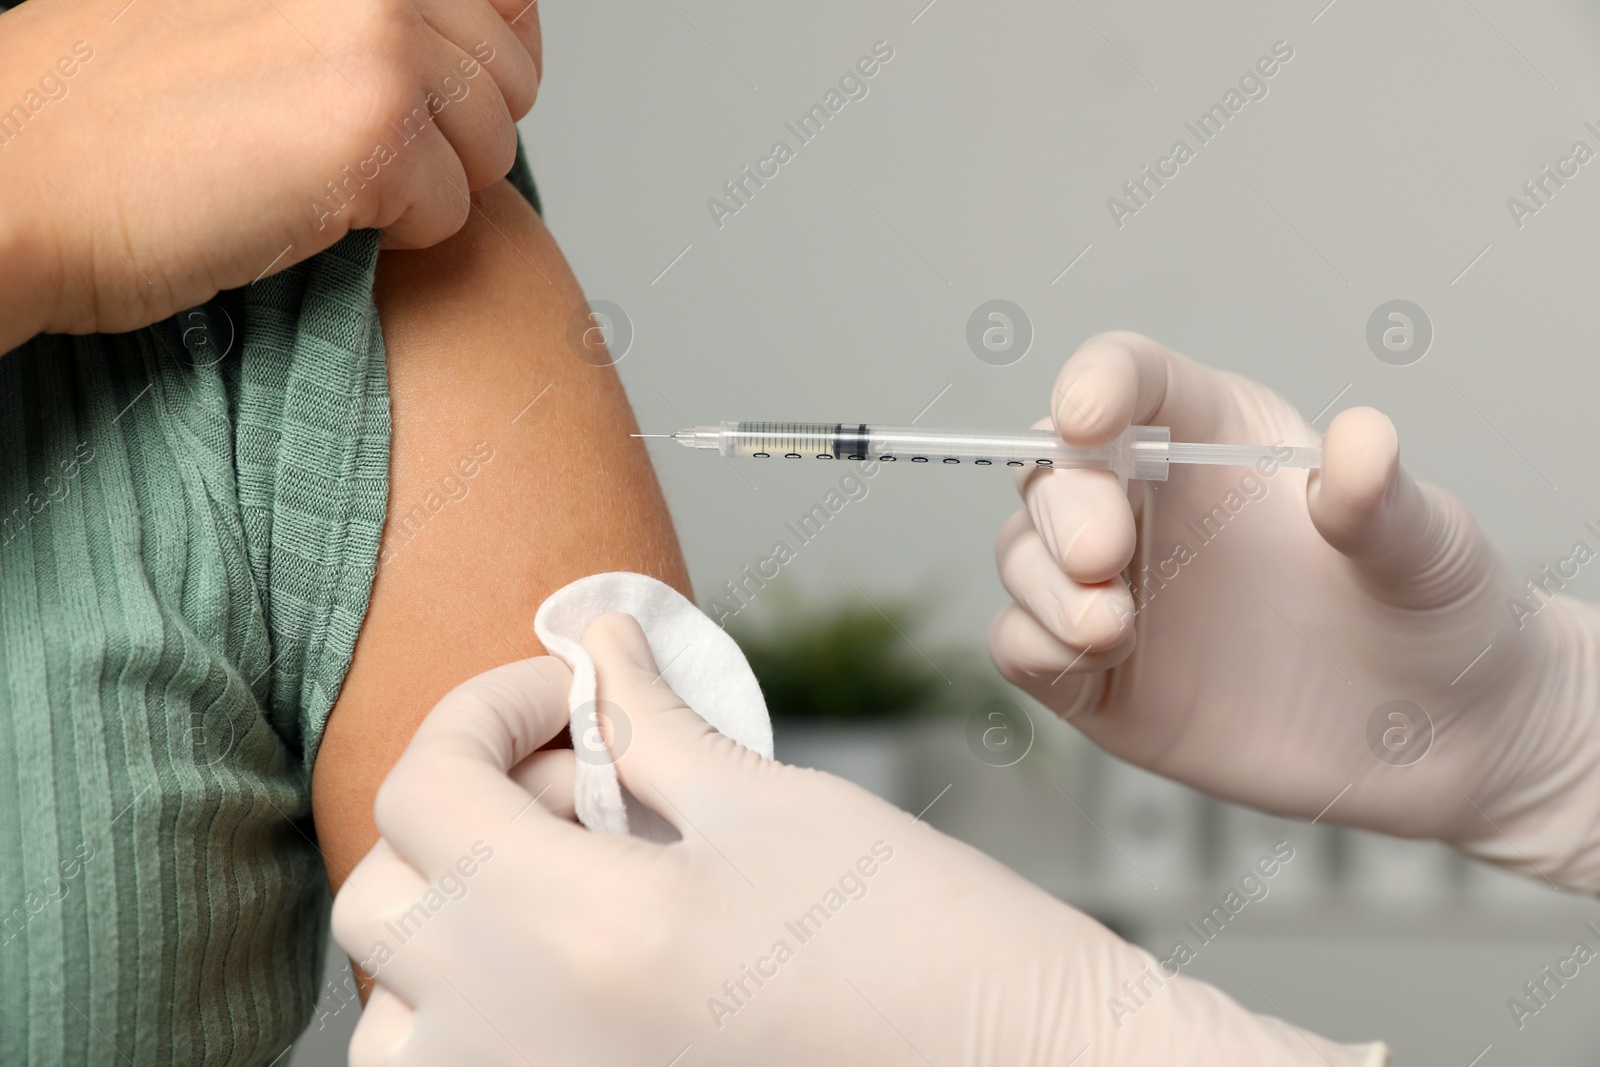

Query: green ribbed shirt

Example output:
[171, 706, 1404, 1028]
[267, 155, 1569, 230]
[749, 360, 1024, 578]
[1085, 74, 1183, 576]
[0, 106, 540, 1061]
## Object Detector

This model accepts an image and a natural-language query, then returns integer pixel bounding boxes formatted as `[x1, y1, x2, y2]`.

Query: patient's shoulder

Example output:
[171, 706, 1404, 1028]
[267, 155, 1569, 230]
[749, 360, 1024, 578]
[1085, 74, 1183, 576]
[311, 178, 688, 894]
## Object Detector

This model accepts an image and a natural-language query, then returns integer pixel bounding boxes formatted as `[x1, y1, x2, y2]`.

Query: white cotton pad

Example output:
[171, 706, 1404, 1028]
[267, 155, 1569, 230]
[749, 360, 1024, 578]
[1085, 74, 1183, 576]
[532, 571, 773, 836]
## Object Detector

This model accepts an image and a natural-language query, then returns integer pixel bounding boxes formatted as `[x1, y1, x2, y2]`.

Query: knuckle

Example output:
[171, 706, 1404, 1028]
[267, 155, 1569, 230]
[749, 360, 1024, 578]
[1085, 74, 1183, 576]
[367, 76, 417, 132]
[356, 0, 422, 56]
[482, 46, 538, 121]
[347, 2, 427, 118]
[700, 725, 759, 768]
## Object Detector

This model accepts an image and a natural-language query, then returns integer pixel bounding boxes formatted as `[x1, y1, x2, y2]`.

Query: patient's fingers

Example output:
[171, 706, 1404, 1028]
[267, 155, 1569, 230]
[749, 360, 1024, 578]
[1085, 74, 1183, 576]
[376, 658, 588, 882]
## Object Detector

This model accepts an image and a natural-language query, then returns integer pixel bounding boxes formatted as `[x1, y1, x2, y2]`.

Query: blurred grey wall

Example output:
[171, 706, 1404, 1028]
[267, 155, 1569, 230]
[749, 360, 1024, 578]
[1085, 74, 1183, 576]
[524, 0, 1600, 641]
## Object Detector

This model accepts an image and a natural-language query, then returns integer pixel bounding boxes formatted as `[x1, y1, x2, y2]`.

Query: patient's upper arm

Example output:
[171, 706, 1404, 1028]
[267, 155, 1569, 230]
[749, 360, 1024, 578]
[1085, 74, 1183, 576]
[310, 178, 690, 894]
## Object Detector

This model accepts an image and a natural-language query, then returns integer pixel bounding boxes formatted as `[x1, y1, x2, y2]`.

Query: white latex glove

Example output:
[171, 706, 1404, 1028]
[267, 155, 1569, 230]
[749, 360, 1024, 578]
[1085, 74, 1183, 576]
[991, 330, 1600, 892]
[333, 613, 1388, 1066]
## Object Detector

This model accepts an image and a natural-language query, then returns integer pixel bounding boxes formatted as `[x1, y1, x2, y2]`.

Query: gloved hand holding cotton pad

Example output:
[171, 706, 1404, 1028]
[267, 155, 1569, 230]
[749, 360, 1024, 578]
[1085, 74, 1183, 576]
[334, 570, 1387, 1066]
[532, 571, 774, 836]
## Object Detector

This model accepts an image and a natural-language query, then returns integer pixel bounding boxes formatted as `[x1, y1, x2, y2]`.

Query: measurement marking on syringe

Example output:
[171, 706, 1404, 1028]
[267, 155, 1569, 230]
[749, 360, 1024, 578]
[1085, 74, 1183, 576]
[634, 421, 1323, 483]
[746, 449, 1049, 466]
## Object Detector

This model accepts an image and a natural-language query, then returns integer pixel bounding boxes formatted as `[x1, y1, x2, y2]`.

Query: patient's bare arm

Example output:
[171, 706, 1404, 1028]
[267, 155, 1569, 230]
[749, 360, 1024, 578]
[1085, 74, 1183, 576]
[311, 178, 690, 896]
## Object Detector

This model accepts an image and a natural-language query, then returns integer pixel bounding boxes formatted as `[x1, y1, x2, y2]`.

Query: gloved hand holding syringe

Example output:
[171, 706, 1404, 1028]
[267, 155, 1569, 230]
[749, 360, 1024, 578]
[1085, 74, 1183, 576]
[636, 420, 1322, 483]
[635, 326, 1600, 899]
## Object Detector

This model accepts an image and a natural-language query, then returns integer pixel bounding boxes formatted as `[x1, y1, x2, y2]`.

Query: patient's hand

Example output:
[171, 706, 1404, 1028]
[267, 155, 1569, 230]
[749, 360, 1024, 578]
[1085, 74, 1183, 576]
[0, 0, 540, 352]
[311, 180, 691, 916]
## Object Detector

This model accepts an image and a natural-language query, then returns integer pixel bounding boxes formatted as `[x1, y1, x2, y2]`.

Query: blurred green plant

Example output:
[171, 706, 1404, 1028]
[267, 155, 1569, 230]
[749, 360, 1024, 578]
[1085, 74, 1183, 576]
[723, 581, 1002, 723]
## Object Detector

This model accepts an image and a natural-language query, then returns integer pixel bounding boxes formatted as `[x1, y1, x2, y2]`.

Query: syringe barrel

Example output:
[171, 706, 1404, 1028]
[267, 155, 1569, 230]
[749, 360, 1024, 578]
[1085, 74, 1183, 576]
[713, 421, 846, 458]
[714, 421, 1171, 481]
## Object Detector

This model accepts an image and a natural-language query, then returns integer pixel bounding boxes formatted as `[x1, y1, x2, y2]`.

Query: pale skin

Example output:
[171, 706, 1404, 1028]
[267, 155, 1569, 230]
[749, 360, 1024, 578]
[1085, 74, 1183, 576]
[0, 0, 689, 990]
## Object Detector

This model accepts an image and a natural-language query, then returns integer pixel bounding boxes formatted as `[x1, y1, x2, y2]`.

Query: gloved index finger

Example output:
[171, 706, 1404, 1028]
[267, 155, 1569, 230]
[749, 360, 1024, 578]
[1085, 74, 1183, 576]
[408, 656, 572, 768]
[1052, 331, 1229, 448]
[375, 657, 589, 880]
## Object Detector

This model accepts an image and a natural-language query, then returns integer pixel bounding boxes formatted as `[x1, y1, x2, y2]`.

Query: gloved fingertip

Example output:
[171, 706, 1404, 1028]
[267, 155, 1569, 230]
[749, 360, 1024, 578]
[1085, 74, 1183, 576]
[1051, 342, 1138, 447]
[1307, 406, 1401, 556]
[987, 604, 1039, 683]
[581, 612, 659, 674]
[348, 985, 414, 1067]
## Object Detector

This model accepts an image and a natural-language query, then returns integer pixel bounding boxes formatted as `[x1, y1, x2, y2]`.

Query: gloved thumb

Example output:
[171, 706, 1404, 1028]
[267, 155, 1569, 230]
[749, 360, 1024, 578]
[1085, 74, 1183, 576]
[581, 612, 753, 821]
[1308, 406, 1497, 610]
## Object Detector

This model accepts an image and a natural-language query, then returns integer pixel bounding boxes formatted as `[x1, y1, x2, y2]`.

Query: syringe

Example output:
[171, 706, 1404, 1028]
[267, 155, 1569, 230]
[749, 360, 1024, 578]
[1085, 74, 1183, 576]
[635, 422, 1323, 483]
